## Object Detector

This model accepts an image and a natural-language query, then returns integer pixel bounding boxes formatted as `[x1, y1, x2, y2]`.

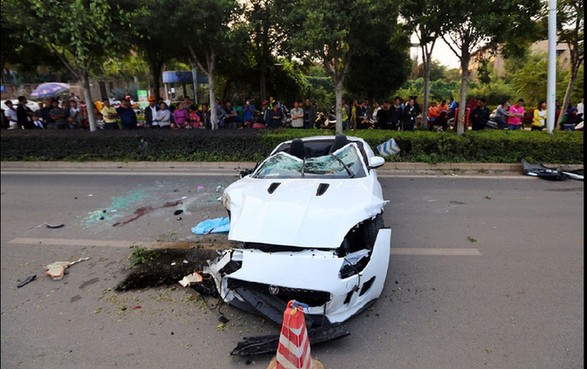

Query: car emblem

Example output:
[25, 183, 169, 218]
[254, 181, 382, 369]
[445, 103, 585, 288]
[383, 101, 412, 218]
[268, 285, 279, 295]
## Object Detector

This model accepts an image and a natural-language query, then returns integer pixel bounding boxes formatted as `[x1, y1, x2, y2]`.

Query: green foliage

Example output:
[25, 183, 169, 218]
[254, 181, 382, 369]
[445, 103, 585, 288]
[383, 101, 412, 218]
[468, 80, 516, 107]
[1, 129, 582, 165]
[129, 247, 157, 268]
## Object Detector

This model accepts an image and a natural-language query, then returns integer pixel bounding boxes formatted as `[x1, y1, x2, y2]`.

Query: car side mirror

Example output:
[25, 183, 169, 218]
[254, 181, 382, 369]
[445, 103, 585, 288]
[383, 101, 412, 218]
[369, 156, 385, 169]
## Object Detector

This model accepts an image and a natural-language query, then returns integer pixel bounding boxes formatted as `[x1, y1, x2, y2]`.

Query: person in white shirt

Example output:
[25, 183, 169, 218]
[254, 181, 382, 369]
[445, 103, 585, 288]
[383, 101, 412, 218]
[576, 97, 584, 122]
[155, 102, 171, 128]
[4, 100, 18, 129]
[289, 100, 304, 128]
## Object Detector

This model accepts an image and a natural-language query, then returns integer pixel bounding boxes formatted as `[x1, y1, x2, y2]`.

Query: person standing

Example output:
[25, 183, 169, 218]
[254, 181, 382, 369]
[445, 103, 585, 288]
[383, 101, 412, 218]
[4, 100, 19, 130]
[16, 96, 35, 129]
[100, 99, 119, 130]
[531, 100, 547, 131]
[303, 98, 317, 129]
[49, 98, 69, 129]
[471, 98, 490, 131]
[116, 98, 138, 129]
[376, 100, 393, 130]
[144, 96, 158, 128]
[494, 99, 510, 129]
[390, 97, 403, 130]
[242, 98, 256, 128]
[448, 97, 458, 120]
[427, 101, 440, 127]
[222, 100, 238, 129]
[402, 97, 419, 131]
[200, 103, 211, 129]
[507, 98, 525, 130]
[68, 100, 82, 128]
[370, 101, 381, 127]
[290, 100, 304, 128]
[265, 101, 285, 129]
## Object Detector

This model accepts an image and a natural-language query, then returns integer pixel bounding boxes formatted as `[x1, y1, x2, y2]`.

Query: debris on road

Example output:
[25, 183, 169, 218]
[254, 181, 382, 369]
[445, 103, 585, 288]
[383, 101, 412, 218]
[174, 209, 183, 216]
[44, 223, 65, 229]
[179, 272, 203, 287]
[115, 248, 218, 291]
[45, 257, 90, 280]
[17, 274, 36, 288]
[521, 159, 583, 181]
[191, 217, 230, 235]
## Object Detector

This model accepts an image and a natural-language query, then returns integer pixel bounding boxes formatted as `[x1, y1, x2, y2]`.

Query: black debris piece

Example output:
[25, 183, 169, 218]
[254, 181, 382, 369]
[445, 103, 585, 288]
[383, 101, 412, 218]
[45, 223, 65, 229]
[17, 274, 36, 288]
[218, 316, 230, 324]
[174, 209, 183, 216]
[231, 324, 350, 356]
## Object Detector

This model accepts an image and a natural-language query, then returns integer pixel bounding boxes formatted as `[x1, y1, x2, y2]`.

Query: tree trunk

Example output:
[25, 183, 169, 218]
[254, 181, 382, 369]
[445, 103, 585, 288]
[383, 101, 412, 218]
[208, 52, 218, 130]
[334, 79, 343, 135]
[260, 70, 267, 101]
[422, 59, 431, 130]
[81, 72, 97, 132]
[149, 60, 163, 100]
[422, 46, 434, 130]
[456, 55, 471, 136]
[556, 68, 578, 128]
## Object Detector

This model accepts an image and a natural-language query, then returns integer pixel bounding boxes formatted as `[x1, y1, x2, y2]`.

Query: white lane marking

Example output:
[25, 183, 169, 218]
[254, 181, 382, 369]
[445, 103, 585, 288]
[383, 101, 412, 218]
[8, 238, 170, 248]
[7, 238, 481, 255]
[392, 248, 481, 256]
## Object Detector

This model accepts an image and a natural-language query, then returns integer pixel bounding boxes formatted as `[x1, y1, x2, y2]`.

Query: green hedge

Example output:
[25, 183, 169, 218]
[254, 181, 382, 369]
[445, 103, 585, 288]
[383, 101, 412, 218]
[0, 128, 583, 164]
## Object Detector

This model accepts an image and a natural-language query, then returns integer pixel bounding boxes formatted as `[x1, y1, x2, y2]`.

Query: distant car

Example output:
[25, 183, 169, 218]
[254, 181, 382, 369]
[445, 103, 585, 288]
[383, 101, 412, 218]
[1, 99, 41, 112]
[207, 135, 392, 326]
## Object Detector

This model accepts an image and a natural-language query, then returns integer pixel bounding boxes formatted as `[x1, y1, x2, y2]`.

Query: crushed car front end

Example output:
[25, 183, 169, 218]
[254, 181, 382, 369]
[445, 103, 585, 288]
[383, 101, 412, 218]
[205, 137, 392, 325]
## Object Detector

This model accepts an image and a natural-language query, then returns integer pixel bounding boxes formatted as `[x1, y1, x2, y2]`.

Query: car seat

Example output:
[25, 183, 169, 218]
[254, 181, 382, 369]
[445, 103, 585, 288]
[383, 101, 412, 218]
[288, 138, 306, 159]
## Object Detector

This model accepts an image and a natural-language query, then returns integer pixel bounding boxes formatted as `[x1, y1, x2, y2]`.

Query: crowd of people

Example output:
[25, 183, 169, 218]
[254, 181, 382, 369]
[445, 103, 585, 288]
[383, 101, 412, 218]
[2, 92, 584, 132]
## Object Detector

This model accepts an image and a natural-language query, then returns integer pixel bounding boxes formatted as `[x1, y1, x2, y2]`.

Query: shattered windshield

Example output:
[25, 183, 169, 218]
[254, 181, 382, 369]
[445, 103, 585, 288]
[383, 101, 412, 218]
[253, 143, 366, 179]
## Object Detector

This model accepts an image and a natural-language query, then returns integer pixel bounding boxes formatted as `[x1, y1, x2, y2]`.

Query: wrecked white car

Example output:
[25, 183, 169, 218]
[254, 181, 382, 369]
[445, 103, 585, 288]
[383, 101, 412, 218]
[207, 135, 391, 327]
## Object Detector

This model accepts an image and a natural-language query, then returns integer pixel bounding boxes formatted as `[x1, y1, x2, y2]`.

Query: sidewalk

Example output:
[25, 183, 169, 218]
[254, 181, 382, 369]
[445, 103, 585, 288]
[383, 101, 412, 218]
[1, 161, 582, 176]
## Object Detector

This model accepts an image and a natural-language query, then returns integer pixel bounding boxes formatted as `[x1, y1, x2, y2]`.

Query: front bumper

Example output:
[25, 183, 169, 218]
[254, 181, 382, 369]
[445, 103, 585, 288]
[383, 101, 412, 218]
[205, 228, 391, 325]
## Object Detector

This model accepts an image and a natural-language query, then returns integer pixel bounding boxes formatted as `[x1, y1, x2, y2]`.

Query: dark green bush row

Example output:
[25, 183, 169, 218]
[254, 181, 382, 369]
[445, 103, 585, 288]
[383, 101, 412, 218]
[0, 128, 583, 164]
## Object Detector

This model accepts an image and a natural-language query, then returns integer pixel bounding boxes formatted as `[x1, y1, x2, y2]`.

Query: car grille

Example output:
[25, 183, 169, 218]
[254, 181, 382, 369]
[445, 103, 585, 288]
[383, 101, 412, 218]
[227, 278, 331, 307]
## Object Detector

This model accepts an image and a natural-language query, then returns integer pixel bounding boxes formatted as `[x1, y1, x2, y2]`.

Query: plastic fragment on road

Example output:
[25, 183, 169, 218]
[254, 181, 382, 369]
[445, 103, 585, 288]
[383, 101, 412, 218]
[179, 272, 203, 287]
[191, 217, 230, 235]
[520, 159, 581, 181]
[44, 257, 90, 280]
[45, 223, 65, 229]
[17, 274, 37, 288]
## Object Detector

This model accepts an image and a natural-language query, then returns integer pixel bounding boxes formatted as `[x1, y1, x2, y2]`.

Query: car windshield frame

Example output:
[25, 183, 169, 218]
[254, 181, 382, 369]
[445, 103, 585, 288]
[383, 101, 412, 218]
[252, 142, 367, 179]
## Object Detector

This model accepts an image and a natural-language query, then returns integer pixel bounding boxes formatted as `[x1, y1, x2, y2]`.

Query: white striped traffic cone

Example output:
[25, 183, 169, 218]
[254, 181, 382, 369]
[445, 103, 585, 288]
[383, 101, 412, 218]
[267, 300, 324, 369]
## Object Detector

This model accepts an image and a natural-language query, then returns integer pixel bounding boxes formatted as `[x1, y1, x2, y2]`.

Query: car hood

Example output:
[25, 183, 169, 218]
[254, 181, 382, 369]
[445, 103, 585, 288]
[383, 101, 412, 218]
[224, 177, 386, 248]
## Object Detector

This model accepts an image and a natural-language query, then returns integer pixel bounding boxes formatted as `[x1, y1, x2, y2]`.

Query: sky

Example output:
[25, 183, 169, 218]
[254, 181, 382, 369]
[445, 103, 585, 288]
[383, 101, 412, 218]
[410, 36, 461, 69]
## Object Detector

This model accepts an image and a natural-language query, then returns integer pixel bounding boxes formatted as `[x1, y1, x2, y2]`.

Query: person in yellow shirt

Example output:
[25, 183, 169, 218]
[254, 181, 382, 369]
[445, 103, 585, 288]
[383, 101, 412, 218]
[100, 99, 119, 129]
[531, 100, 546, 131]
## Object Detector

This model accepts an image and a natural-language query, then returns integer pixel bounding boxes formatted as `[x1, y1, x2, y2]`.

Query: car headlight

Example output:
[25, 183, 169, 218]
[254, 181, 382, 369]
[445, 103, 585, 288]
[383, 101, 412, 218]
[221, 192, 231, 211]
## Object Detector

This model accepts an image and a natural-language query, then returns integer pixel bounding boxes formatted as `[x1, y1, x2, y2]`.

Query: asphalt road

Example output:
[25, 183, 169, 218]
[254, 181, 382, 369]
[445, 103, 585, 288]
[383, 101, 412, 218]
[1, 169, 583, 369]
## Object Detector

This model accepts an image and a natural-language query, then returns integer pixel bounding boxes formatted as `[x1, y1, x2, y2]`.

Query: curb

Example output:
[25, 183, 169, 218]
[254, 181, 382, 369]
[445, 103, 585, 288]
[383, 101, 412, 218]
[1, 161, 582, 176]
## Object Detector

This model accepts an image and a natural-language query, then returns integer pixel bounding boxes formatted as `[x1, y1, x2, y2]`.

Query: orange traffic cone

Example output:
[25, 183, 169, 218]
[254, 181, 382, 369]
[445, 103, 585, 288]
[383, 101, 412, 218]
[267, 300, 324, 369]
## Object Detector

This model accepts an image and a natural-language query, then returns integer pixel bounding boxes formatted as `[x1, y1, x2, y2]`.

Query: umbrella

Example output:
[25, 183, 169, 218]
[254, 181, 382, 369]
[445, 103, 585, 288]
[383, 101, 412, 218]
[30, 82, 70, 99]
